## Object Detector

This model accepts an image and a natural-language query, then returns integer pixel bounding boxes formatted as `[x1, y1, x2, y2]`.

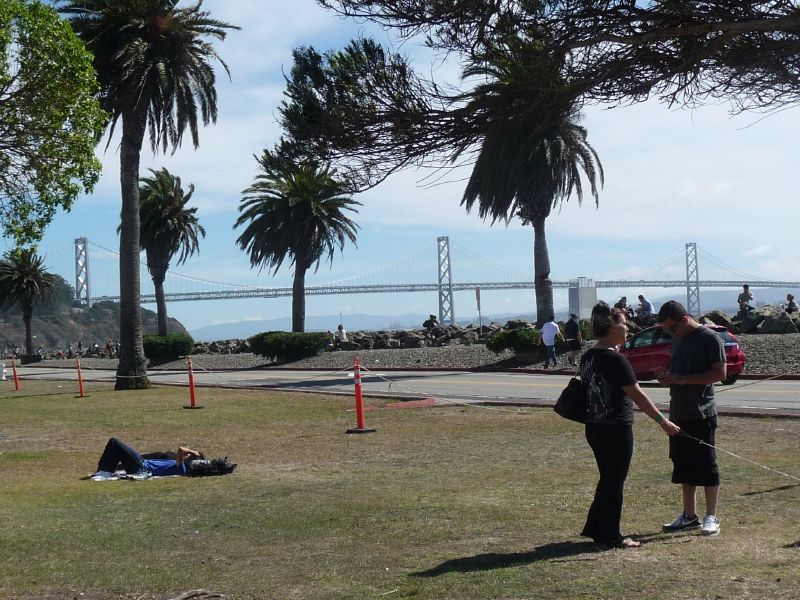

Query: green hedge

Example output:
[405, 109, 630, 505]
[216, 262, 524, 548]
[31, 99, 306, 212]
[485, 328, 541, 353]
[249, 331, 331, 363]
[142, 333, 195, 362]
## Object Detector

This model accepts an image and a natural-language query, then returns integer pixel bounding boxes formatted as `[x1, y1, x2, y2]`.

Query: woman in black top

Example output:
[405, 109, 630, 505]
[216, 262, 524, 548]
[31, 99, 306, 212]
[579, 301, 680, 548]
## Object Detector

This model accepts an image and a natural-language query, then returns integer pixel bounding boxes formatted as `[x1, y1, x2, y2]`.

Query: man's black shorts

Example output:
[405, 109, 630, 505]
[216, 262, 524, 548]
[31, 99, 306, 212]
[567, 339, 581, 351]
[669, 417, 720, 487]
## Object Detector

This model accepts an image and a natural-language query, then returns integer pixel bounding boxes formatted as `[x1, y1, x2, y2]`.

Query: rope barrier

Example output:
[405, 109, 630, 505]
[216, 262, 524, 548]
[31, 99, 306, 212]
[358, 364, 539, 415]
[678, 430, 800, 483]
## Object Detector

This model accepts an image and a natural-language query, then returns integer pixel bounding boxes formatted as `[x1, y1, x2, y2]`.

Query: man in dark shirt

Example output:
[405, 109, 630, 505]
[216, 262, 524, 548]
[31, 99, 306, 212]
[564, 314, 582, 366]
[656, 301, 726, 536]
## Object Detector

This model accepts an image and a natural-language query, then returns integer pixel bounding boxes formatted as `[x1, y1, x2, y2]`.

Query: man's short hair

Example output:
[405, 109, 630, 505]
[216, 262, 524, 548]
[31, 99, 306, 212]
[657, 300, 688, 322]
[743, 284, 749, 289]
[548, 315, 555, 321]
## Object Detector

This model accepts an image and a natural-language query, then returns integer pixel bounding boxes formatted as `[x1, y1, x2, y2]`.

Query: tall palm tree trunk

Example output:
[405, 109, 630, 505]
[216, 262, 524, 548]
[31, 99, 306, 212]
[153, 272, 169, 336]
[291, 261, 307, 332]
[116, 111, 151, 390]
[22, 303, 33, 355]
[532, 216, 554, 327]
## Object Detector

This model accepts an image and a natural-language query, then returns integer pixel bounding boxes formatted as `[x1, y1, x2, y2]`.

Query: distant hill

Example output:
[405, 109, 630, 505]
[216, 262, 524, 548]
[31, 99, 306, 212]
[0, 301, 187, 352]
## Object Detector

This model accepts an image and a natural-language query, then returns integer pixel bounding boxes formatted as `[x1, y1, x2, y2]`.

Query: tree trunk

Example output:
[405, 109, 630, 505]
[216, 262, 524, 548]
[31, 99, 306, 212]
[151, 267, 169, 336]
[532, 216, 554, 327]
[115, 110, 150, 390]
[291, 261, 307, 332]
[22, 303, 32, 355]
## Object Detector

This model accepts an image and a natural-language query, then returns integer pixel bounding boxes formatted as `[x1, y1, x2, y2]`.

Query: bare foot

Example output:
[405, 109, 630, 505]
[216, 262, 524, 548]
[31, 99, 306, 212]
[607, 537, 641, 549]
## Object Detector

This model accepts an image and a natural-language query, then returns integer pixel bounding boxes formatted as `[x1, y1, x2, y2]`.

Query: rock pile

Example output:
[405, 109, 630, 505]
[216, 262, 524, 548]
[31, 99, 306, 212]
[702, 305, 799, 334]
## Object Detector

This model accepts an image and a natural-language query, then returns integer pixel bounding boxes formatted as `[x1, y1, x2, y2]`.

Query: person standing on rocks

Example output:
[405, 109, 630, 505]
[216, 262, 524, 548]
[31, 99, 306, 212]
[540, 315, 564, 369]
[656, 300, 727, 537]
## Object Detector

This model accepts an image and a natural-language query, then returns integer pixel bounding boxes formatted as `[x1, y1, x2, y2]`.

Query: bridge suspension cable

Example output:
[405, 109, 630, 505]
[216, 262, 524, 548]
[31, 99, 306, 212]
[605, 248, 685, 281]
[697, 247, 771, 283]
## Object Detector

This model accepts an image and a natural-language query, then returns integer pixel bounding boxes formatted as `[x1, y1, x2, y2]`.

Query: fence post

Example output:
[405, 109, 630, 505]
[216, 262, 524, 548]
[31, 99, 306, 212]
[76, 356, 86, 397]
[11, 357, 19, 391]
[183, 357, 203, 409]
[346, 356, 375, 434]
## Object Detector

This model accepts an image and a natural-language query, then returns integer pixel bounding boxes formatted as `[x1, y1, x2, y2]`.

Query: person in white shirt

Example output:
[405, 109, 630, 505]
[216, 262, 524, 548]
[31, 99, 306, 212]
[540, 315, 565, 369]
[333, 324, 347, 349]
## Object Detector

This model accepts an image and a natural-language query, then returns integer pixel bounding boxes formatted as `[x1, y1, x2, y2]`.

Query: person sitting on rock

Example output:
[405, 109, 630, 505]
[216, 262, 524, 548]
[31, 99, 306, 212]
[422, 314, 439, 330]
[785, 293, 797, 314]
[738, 284, 754, 313]
[333, 324, 347, 349]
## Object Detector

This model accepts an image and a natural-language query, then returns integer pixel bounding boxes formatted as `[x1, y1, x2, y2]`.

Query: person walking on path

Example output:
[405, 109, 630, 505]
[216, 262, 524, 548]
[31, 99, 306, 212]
[580, 301, 680, 549]
[656, 300, 727, 536]
[540, 315, 564, 369]
[564, 313, 582, 366]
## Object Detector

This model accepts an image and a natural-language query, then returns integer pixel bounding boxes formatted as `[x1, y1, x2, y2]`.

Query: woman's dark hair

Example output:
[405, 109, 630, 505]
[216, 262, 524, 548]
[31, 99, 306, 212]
[186, 456, 237, 477]
[591, 301, 624, 337]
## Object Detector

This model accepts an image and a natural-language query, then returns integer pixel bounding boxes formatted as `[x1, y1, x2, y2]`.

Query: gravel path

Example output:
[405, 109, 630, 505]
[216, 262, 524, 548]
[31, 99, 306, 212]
[34, 333, 800, 375]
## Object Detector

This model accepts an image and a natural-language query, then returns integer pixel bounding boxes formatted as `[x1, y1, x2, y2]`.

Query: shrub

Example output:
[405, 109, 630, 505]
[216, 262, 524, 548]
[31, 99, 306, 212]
[249, 331, 331, 363]
[485, 328, 541, 354]
[143, 333, 195, 363]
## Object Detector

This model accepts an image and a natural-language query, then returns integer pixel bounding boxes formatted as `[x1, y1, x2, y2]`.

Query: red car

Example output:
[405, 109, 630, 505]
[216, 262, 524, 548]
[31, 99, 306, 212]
[619, 324, 745, 385]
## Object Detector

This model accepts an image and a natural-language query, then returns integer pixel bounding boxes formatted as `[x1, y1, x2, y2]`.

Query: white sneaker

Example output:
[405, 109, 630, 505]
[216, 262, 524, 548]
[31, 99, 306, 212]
[91, 470, 115, 480]
[662, 512, 700, 532]
[701, 515, 720, 536]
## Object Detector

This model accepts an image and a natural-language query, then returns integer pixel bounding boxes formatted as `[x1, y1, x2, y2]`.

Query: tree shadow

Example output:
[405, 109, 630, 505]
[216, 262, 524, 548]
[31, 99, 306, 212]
[783, 541, 800, 549]
[741, 484, 799, 497]
[411, 541, 599, 577]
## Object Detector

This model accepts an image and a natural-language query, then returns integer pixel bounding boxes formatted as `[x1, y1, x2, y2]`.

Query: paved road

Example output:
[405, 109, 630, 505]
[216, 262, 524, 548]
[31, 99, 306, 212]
[8, 365, 800, 416]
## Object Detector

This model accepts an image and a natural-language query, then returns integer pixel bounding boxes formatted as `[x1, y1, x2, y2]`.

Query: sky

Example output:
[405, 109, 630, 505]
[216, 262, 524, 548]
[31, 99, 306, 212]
[11, 0, 800, 333]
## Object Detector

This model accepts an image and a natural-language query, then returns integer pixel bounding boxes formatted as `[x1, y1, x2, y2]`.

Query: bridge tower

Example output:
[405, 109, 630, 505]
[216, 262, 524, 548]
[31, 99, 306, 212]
[685, 242, 700, 317]
[74, 237, 92, 307]
[437, 236, 455, 325]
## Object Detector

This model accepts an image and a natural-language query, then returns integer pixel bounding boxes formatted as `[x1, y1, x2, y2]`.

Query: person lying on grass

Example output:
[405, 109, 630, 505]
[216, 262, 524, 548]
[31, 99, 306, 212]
[90, 437, 236, 478]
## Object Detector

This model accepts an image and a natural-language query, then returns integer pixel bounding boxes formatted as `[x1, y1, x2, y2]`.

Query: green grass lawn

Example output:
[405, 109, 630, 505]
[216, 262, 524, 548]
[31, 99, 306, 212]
[0, 379, 798, 599]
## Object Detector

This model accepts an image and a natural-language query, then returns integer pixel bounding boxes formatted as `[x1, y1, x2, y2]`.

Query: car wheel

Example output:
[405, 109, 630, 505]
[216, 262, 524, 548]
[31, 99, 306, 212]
[722, 375, 739, 385]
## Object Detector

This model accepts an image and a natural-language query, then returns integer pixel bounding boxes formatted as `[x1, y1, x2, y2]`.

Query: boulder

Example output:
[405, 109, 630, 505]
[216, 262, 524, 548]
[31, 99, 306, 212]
[734, 308, 764, 334]
[400, 333, 426, 348]
[756, 309, 799, 334]
[701, 310, 734, 330]
[506, 319, 531, 330]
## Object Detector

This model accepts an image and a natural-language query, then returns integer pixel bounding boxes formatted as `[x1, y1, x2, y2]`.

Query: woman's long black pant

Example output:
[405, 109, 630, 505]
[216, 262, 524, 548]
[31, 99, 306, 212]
[96, 437, 144, 474]
[581, 422, 634, 546]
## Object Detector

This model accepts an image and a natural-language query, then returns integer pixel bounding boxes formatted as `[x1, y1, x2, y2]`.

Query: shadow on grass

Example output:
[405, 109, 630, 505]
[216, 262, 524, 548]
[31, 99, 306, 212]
[741, 483, 799, 497]
[411, 541, 599, 576]
[783, 541, 800, 549]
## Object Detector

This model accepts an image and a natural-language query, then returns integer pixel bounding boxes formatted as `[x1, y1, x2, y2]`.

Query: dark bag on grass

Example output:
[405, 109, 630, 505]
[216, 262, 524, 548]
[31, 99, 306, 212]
[554, 377, 586, 423]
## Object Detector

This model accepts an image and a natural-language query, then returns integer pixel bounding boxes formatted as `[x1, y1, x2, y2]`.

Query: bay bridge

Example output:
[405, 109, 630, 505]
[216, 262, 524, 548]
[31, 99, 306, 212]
[44, 237, 800, 325]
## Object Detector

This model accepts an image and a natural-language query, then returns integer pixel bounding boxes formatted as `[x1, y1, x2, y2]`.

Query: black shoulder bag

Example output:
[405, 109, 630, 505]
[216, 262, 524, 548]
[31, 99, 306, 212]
[553, 377, 587, 423]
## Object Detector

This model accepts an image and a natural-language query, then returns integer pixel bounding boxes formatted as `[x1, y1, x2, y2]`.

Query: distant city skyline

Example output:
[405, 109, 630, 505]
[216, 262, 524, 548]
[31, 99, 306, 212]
[11, 0, 800, 331]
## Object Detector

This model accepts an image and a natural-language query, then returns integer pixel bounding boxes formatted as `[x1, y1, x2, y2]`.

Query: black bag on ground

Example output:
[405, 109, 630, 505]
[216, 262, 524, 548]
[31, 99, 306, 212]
[554, 377, 586, 423]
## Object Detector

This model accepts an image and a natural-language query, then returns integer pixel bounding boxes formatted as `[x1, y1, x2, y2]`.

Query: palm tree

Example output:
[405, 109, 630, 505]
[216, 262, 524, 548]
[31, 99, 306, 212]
[139, 167, 205, 336]
[460, 38, 603, 325]
[60, 1, 237, 390]
[234, 156, 361, 332]
[0, 249, 58, 356]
